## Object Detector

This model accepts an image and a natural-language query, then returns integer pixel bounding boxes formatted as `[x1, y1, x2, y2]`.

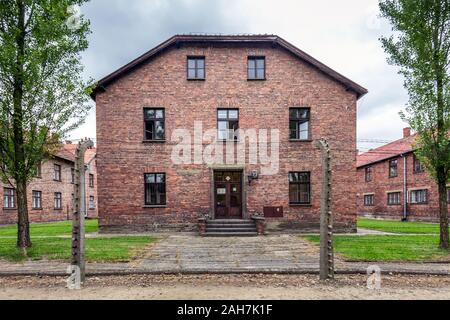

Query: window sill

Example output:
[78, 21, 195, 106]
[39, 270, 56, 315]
[3, 208, 17, 211]
[187, 78, 205, 81]
[387, 204, 402, 206]
[289, 139, 313, 143]
[290, 204, 312, 207]
[54, 180, 62, 183]
[143, 140, 166, 144]
[143, 205, 167, 208]
[247, 78, 266, 81]
[32, 208, 43, 211]
[410, 202, 428, 205]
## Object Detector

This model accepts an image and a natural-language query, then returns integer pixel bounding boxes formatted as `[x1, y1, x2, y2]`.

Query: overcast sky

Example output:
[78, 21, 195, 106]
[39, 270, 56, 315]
[70, 0, 410, 152]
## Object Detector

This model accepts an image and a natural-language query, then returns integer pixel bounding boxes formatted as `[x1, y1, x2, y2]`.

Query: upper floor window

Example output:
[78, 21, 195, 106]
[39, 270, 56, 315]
[54, 164, 61, 181]
[389, 159, 398, 178]
[410, 189, 428, 204]
[248, 57, 265, 80]
[387, 192, 401, 206]
[144, 173, 166, 206]
[144, 108, 165, 141]
[89, 174, 94, 188]
[364, 194, 374, 206]
[365, 167, 373, 182]
[187, 57, 205, 80]
[36, 163, 42, 178]
[289, 172, 311, 205]
[218, 109, 239, 141]
[413, 155, 425, 173]
[3, 188, 15, 209]
[289, 108, 310, 140]
[32, 190, 42, 209]
[54, 192, 62, 210]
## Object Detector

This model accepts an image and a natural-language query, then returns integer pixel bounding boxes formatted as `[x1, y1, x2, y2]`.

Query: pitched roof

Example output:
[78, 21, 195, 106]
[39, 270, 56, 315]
[90, 34, 368, 100]
[357, 134, 417, 168]
[55, 143, 96, 164]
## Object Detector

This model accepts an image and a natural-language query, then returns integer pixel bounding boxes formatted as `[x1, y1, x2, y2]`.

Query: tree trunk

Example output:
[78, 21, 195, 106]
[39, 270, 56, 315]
[13, 0, 31, 249]
[16, 179, 31, 248]
[438, 176, 449, 249]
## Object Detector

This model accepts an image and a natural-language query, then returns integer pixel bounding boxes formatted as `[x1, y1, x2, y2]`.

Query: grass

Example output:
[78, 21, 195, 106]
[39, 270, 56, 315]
[0, 220, 99, 237]
[0, 236, 157, 262]
[305, 235, 450, 262]
[357, 218, 447, 234]
[0, 220, 157, 262]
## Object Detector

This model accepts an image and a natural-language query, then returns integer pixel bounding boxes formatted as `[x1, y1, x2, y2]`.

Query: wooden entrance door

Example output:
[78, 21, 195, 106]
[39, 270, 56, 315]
[214, 171, 243, 219]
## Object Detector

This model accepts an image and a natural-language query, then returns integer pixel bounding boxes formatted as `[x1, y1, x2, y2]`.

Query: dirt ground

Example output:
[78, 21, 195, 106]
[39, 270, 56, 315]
[1, 274, 450, 300]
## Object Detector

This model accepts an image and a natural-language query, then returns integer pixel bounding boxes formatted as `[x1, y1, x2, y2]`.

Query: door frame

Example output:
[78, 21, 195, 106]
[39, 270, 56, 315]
[210, 166, 247, 220]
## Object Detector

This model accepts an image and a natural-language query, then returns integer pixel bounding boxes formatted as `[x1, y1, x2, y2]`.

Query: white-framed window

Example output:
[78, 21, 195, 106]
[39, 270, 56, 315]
[410, 189, 428, 204]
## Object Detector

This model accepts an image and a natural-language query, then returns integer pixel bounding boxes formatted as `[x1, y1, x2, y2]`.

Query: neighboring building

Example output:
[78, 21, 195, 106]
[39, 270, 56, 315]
[357, 128, 450, 222]
[0, 142, 97, 225]
[92, 34, 367, 233]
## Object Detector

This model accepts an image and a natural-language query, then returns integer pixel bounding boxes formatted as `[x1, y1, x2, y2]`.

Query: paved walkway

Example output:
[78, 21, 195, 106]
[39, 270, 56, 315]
[0, 234, 449, 276]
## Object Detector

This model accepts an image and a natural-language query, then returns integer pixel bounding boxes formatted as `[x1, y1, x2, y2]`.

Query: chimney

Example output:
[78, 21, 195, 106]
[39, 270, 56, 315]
[65, 140, 72, 145]
[403, 127, 411, 138]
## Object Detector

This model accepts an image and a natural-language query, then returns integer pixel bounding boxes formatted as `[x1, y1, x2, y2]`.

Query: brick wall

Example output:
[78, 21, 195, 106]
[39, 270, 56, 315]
[0, 152, 98, 225]
[96, 42, 360, 233]
[357, 152, 449, 222]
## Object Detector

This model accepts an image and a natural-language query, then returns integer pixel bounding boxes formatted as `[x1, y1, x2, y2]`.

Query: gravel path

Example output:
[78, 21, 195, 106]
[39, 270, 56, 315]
[1, 274, 450, 300]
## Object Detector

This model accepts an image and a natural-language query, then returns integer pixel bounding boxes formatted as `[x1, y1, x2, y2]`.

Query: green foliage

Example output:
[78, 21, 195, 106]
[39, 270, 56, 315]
[0, 0, 92, 184]
[380, 0, 450, 183]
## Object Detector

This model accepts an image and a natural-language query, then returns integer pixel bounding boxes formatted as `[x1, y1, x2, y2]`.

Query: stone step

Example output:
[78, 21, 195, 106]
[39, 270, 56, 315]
[206, 223, 256, 228]
[203, 232, 259, 237]
[206, 227, 257, 233]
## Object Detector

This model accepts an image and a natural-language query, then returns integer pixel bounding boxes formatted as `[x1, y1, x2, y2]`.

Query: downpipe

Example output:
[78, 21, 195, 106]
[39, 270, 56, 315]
[402, 154, 408, 222]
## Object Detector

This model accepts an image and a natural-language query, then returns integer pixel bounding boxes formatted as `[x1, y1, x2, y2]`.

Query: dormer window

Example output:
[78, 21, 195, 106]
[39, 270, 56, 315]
[187, 57, 205, 80]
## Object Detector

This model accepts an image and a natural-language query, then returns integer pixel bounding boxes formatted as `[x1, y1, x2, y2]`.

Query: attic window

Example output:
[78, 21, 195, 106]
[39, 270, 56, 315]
[187, 57, 205, 80]
[248, 57, 265, 80]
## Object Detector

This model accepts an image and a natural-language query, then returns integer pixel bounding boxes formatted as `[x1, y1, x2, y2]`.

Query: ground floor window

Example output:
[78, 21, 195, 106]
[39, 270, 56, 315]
[387, 192, 401, 206]
[410, 189, 428, 204]
[32, 190, 42, 209]
[145, 173, 166, 205]
[289, 172, 311, 205]
[3, 188, 15, 209]
[89, 196, 96, 209]
[364, 194, 374, 206]
[54, 192, 62, 210]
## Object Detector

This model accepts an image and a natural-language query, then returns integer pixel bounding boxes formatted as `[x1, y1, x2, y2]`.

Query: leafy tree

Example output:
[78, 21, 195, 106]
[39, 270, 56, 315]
[380, 0, 450, 249]
[0, 0, 91, 249]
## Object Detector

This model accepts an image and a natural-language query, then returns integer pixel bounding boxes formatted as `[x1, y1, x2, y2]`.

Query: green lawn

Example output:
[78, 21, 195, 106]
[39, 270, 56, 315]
[358, 218, 447, 234]
[0, 236, 156, 262]
[305, 235, 450, 262]
[0, 220, 99, 237]
[0, 220, 157, 262]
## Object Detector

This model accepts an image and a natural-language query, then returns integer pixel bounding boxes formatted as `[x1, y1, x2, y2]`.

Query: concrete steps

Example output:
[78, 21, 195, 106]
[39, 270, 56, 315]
[205, 219, 258, 237]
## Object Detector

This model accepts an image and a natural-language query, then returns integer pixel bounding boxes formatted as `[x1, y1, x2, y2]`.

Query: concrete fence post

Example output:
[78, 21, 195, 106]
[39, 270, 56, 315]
[315, 139, 334, 281]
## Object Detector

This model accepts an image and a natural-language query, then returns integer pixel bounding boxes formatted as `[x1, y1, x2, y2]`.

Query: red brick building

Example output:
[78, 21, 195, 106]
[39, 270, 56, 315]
[0, 143, 98, 225]
[92, 34, 367, 233]
[357, 128, 450, 222]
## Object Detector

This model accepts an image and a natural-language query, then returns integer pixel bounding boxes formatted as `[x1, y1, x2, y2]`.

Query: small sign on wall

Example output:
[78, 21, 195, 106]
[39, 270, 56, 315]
[264, 206, 284, 218]
[217, 188, 226, 195]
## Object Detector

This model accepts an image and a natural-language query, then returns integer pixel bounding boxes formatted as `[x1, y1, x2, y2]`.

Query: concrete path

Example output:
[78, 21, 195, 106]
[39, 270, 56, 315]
[139, 234, 319, 273]
[0, 234, 449, 276]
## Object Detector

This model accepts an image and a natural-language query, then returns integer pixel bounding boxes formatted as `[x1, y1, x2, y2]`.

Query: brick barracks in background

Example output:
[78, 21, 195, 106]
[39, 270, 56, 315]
[357, 128, 450, 222]
[91, 34, 368, 233]
[0, 142, 98, 225]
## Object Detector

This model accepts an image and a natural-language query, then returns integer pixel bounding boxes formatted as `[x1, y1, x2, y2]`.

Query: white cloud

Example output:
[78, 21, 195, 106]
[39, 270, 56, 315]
[70, 0, 410, 150]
